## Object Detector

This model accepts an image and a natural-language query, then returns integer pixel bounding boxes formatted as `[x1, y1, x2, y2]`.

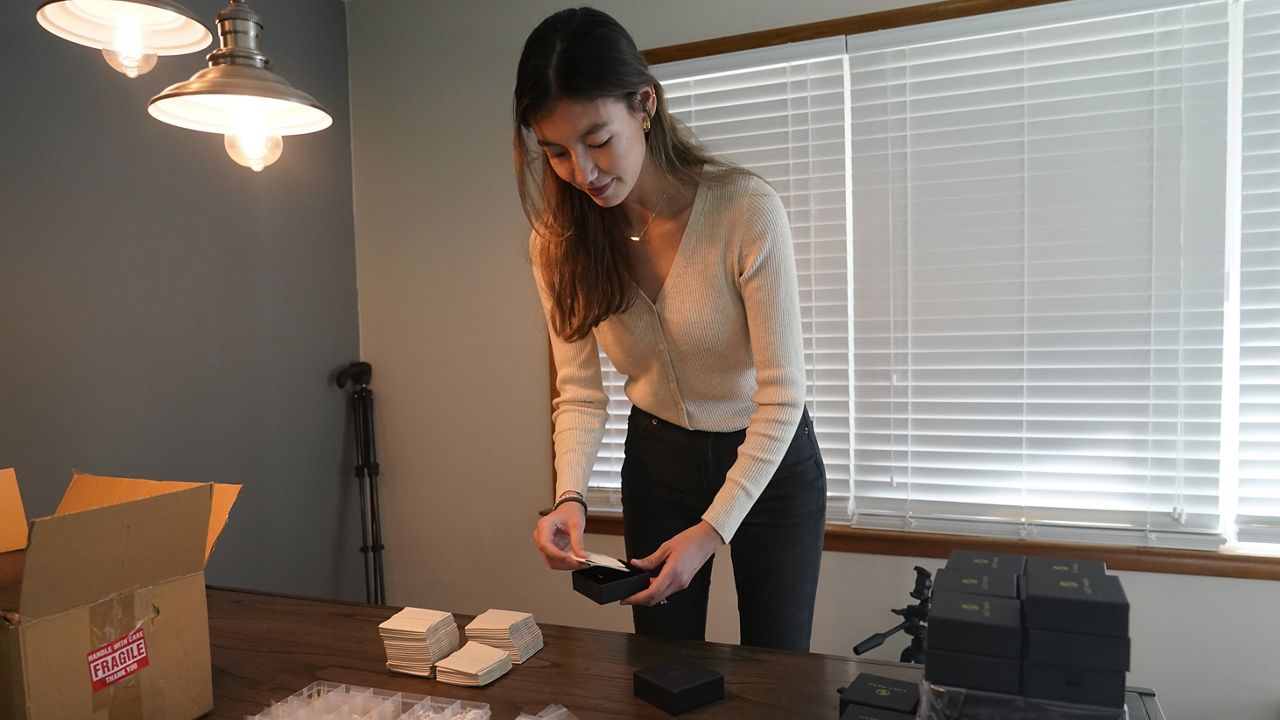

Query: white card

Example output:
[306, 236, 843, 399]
[572, 552, 628, 572]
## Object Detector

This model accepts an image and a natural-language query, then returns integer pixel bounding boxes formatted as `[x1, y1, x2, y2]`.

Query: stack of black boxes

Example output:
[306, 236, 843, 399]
[925, 551, 1025, 694]
[923, 551, 1131, 714]
[1021, 557, 1131, 708]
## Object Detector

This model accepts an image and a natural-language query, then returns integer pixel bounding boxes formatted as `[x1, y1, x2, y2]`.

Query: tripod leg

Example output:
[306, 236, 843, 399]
[369, 471, 385, 605]
[353, 391, 375, 605]
[359, 387, 386, 606]
[356, 469, 373, 605]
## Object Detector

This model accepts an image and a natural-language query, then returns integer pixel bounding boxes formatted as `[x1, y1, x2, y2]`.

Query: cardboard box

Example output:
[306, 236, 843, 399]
[0, 469, 239, 720]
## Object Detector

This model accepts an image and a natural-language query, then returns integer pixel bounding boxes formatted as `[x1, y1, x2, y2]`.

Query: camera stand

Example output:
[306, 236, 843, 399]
[852, 565, 932, 664]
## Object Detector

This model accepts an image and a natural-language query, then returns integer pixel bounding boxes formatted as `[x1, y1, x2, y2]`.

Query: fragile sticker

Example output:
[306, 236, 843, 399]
[86, 627, 149, 691]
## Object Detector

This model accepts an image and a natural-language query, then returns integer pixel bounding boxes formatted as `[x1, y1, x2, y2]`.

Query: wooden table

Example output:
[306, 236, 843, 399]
[207, 586, 918, 719]
[207, 587, 1165, 719]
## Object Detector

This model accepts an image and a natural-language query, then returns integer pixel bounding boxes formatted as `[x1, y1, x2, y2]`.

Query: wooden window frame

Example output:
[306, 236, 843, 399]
[543, 0, 1280, 582]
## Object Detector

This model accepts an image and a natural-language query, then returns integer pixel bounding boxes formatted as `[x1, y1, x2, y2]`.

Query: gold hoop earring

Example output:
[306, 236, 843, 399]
[642, 115, 651, 134]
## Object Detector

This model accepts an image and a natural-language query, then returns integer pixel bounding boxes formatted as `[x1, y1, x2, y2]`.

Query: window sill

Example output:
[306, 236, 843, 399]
[550, 510, 1280, 581]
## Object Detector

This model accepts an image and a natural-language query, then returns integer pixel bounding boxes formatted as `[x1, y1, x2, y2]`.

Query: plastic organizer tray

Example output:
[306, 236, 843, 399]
[245, 681, 491, 720]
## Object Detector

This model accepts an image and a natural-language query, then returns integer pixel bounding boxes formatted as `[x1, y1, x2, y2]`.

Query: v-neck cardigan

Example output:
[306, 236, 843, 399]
[531, 171, 808, 543]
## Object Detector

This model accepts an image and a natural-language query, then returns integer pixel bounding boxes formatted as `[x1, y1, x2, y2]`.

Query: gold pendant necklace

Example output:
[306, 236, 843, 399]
[628, 186, 673, 243]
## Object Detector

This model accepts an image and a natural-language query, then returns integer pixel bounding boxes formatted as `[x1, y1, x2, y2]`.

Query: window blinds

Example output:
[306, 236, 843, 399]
[1236, 0, 1280, 543]
[846, 1, 1231, 548]
[571, 0, 1280, 551]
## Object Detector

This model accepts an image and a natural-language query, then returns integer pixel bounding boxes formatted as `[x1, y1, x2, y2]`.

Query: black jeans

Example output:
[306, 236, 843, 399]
[620, 405, 827, 651]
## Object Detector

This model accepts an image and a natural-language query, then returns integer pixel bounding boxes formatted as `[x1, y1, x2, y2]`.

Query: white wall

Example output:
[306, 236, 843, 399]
[344, 2, 1280, 718]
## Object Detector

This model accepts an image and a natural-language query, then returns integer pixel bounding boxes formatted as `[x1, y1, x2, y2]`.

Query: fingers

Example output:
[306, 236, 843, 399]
[621, 561, 686, 606]
[532, 516, 587, 571]
[629, 543, 671, 570]
[568, 533, 587, 562]
[621, 575, 671, 607]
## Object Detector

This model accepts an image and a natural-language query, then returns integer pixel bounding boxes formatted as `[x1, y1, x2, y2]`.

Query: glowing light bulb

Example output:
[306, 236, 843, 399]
[101, 17, 157, 79]
[224, 130, 284, 172]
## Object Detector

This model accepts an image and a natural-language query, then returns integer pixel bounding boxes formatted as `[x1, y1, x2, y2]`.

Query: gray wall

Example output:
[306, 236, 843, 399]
[345, 2, 1280, 719]
[0, 0, 364, 600]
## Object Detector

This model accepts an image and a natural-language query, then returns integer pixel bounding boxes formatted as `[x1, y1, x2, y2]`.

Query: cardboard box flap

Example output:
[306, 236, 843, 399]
[0, 468, 27, 553]
[20, 484, 209, 620]
[56, 471, 240, 565]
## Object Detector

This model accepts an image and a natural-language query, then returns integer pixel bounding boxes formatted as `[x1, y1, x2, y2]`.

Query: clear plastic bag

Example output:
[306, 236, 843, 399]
[244, 681, 491, 720]
[514, 704, 579, 720]
[918, 680, 1127, 720]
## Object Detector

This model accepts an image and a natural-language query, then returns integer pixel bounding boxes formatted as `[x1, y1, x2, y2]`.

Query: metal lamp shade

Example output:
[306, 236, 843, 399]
[148, 64, 332, 136]
[36, 0, 210, 54]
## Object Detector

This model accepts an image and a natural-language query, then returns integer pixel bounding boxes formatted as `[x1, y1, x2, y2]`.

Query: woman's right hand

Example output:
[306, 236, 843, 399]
[533, 501, 589, 570]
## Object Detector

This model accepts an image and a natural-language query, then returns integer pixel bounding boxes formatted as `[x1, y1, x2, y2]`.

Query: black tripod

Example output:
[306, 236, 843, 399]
[852, 566, 932, 664]
[336, 361, 385, 605]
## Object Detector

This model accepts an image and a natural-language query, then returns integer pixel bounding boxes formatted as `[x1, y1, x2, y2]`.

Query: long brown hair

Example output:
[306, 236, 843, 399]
[513, 7, 735, 342]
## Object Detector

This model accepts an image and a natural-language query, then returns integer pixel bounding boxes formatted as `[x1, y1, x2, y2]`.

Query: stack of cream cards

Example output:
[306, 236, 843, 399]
[378, 607, 460, 677]
[434, 641, 512, 687]
[465, 609, 545, 664]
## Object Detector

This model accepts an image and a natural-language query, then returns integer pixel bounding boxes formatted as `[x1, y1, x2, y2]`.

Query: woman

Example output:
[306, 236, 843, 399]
[515, 7, 826, 651]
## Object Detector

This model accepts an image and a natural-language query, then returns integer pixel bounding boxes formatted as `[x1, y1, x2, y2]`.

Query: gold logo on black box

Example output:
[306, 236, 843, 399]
[975, 558, 990, 564]
[1060, 580, 1080, 589]
[962, 578, 978, 585]
[1053, 563, 1069, 571]
[961, 603, 980, 611]
[876, 688, 893, 697]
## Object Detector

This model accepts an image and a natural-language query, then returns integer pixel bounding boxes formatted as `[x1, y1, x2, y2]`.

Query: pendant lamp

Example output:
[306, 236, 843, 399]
[147, 0, 332, 172]
[36, 0, 212, 79]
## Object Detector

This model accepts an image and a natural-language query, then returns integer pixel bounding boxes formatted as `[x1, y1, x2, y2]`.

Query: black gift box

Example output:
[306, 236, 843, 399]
[927, 591, 1022, 658]
[1025, 556, 1107, 578]
[933, 568, 1019, 599]
[571, 563, 654, 604]
[1027, 628, 1131, 671]
[839, 673, 918, 715]
[840, 705, 915, 720]
[1023, 572, 1129, 637]
[633, 659, 724, 715]
[924, 648, 1021, 694]
[1023, 662, 1127, 708]
[946, 549, 1025, 575]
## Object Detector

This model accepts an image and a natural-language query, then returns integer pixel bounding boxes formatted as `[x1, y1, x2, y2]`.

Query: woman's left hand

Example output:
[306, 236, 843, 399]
[622, 520, 724, 606]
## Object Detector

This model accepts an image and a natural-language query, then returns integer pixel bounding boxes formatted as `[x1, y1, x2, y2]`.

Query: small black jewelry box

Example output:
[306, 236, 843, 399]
[1025, 556, 1108, 578]
[1022, 572, 1129, 637]
[633, 659, 724, 715]
[839, 704, 915, 720]
[933, 567, 1019, 599]
[927, 591, 1023, 658]
[946, 549, 1025, 575]
[924, 648, 1021, 694]
[1023, 661, 1127, 708]
[838, 673, 919, 714]
[1026, 628, 1131, 671]
[571, 563, 653, 604]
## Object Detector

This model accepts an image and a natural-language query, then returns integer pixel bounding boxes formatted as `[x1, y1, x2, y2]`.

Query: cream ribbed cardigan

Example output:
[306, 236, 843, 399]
[532, 171, 807, 542]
